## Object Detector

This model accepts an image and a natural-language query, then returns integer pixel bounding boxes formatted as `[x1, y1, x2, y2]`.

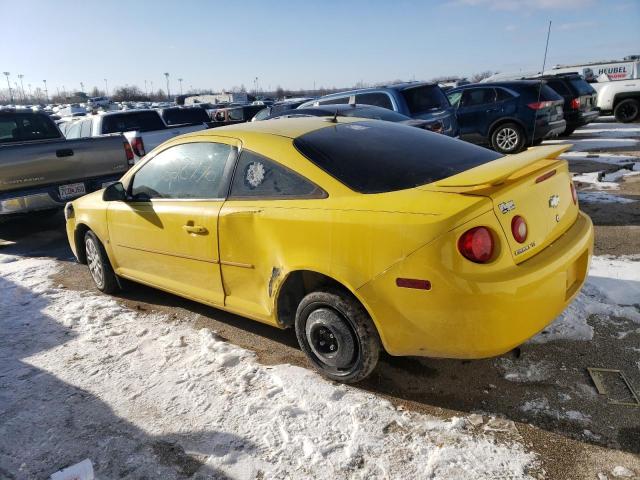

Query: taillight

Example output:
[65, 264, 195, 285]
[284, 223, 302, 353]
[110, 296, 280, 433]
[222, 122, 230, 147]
[511, 215, 528, 243]
[570, 181, 578, 205]
[527, 101, 554, 110]
[131, 137, 146, 158]
[570, 98, 581, 110]
[458, 227, 494, 263]
[123, 141, 134, 165]
[425, 121, 444, 134]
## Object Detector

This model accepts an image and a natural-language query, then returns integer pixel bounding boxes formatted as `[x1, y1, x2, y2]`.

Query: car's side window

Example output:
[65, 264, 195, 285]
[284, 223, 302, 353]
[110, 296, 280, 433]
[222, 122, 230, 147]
[461, 88, 496, 107]
[354, 93, 393, 110]
[495, 88, 514, 102]
[130, 142, 235, 201]
[66, 121, 82, 139]
[80, 119, 92, 138]
[229, 150, 325, 199]
[447, 91, 463, 107]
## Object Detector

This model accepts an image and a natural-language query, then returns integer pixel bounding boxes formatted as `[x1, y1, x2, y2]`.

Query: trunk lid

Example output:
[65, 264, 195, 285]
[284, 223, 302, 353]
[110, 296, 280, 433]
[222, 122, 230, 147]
[420, 145, 579, 263]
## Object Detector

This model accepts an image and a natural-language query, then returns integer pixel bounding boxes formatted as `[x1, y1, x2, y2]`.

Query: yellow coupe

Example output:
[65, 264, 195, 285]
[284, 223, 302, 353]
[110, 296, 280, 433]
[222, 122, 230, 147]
[65, 117, 593, 382]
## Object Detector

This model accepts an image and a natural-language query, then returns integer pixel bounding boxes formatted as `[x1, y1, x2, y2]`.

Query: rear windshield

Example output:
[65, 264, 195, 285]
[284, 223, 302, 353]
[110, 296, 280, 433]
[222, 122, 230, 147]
[293, 121, 501, 194]
[401, 85, 450, 114]
[0, 113, 60, 143]
[101, 111, 166, 134]
[568, 78, 596, 96]
[161, 108, 210, 126]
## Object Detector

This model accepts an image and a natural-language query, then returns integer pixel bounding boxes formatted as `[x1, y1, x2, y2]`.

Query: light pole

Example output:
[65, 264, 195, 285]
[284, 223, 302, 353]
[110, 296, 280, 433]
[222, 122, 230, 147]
[80, 81, 84, 93]
[42, 79, 48, 102]
[144, 80, 148, 97]
[104, 78, 108, 96]
[150, 81, 154, 99]
[178, 78, 183, 95]
[3, 72, 13, 104]
[164, 72, 170, 101]
[17, 74, 25, 102]
[28, 83, 32, 100]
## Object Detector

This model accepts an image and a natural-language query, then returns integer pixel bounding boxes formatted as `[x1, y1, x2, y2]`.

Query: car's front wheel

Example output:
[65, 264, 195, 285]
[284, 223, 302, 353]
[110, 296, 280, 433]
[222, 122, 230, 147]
[295, 289, 381, 383]
[84, 230, 119, 294]
[614, 99, 640, 123]
[491, 123, 526, 154]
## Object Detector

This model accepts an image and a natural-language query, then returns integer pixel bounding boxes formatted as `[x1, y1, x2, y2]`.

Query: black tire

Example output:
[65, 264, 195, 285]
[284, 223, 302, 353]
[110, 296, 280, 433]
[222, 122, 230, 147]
[490, 122, 526, 154]
[558, 126, 576, 137]
[295, 289, 381, 383]
[614, 99, 640, 123]
[84, 230, 119, 294]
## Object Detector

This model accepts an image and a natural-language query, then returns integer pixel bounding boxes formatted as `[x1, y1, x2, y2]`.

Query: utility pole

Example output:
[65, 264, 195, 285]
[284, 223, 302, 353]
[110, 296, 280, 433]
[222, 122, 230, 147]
[104, 78, 108, 96]
[164, 73, 170, 101]
[3, 72, 13, 104]
[150, 81, 154, 99]
[178, 78, 183, 95]
[17, 74, 25, 102]
[80, 81, 84, 93]
[43, 79, 48, 102]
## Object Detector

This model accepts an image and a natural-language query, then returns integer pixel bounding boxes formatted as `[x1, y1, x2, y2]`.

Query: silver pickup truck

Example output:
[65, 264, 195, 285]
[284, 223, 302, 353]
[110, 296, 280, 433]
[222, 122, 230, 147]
[0, 111, 132, 215]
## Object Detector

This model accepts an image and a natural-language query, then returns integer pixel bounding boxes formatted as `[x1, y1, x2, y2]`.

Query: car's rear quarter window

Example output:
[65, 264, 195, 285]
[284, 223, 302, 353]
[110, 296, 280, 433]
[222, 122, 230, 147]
[401, 85, 450, 114]
[162, 108, 210, 126]
[293, 121, 501, 193]
[102, 111, 166, 134]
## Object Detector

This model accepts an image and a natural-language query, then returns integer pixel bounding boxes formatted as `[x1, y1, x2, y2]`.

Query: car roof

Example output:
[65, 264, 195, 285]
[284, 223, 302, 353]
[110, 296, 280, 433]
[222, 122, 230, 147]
[181, 116, 363, 140]
[448, 80, 542, 91]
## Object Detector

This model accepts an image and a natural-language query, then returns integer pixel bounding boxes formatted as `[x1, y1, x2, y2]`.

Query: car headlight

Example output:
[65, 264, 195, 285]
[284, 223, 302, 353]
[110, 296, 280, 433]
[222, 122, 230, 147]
[64, 202, 74, 221]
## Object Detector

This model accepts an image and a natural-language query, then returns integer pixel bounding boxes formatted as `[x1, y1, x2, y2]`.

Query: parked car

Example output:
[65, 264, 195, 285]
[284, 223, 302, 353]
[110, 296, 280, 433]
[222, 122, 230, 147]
[87, 96, 111, 108]
[527, 74, 598, 136]
[157, 107, 215, 127]
[251, 98, 315, 122]
[210, 105, 266, 126]
[591, 79, 640, 123]
[298, 82, 459, 137]
[446, 81, 566, 154]
[260, 103, 446, 133]
[65, 117, 592, 383]
[64, 110, 209, 163]
[0, 111, 132, 215]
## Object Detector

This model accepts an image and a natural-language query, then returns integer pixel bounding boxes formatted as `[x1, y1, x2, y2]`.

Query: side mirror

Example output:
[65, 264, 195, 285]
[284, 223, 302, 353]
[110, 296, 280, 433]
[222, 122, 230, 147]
[103, 182, 126, 202]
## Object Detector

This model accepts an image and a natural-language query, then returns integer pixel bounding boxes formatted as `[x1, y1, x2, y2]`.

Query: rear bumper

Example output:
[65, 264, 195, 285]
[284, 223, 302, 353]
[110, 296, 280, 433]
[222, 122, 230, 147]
[0, 175, 120, 215]
[564, 110, 599, 128]
[535, 119, 567, 140]
[358, 211, 594, 357]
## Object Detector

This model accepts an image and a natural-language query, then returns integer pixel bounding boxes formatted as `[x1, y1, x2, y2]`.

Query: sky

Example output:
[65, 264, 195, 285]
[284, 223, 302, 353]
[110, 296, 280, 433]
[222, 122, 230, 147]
[1, 0, 638, 95]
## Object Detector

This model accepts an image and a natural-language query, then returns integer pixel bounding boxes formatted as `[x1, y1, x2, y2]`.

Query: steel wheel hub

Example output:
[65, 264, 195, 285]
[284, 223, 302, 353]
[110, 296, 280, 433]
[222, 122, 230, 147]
[305, 308, 357, 369]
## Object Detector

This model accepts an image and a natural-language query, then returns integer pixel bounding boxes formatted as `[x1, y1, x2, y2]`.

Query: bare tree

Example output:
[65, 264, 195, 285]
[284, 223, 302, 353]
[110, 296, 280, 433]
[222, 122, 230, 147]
[470, 71, 495, 83]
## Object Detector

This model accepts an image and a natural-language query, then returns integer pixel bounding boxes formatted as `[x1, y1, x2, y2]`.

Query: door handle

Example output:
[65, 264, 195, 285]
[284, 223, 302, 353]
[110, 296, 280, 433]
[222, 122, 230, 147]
[182, 225, 208, 234]
[56, 148, 74, 157]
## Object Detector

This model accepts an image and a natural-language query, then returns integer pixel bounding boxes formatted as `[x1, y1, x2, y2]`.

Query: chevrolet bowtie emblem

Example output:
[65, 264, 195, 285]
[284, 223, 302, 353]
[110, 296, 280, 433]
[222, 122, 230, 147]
[549, 194, 560, 208]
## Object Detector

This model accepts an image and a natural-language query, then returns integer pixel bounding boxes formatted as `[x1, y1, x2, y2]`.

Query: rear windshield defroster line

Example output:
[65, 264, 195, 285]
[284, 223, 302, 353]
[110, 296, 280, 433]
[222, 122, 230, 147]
[293, 121, 502, 194]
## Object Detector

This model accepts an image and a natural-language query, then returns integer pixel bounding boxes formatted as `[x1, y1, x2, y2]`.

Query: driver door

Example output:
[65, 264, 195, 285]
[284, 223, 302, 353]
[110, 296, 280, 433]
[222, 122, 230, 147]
[107, 138, 237, 306]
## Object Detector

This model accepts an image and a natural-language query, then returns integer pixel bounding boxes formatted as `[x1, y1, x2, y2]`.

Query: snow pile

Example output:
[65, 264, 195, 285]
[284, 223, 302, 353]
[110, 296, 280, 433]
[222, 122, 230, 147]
[0, 254, 540, 479]
[532, 256, 640, 344]
[520, 398, 591, 425]
[572, 168, 639, 190]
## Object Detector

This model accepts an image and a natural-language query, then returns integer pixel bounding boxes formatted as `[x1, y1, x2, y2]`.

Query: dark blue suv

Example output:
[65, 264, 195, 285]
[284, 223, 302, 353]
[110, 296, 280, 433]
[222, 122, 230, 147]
[298, 82, 459, 137]
[446, 81, 566, 153]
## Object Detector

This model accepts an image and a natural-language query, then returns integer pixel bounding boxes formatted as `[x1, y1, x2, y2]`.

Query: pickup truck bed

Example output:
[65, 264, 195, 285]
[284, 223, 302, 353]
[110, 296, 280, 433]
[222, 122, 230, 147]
[1, 111, 131, 215]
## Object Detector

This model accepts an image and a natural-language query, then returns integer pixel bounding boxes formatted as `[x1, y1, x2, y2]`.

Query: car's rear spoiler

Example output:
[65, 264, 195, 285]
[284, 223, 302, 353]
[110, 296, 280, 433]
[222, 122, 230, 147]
[435, 144, 572, 188]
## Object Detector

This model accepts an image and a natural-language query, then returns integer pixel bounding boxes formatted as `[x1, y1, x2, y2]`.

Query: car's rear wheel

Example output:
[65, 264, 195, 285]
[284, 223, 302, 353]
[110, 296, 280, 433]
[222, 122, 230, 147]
[614, 99, 640, 123]
[295, 289, 381, 383]
[491, 123, 525, 154]
[84, 230, 119, 294]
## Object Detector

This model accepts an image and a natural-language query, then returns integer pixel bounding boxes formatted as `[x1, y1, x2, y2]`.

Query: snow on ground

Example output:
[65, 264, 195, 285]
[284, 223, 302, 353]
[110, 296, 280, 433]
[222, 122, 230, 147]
[531, 256, 640, 344]
[0, 254, 540, 480]
[572, 168, 640, 190]
[572, 122, 640, 138]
